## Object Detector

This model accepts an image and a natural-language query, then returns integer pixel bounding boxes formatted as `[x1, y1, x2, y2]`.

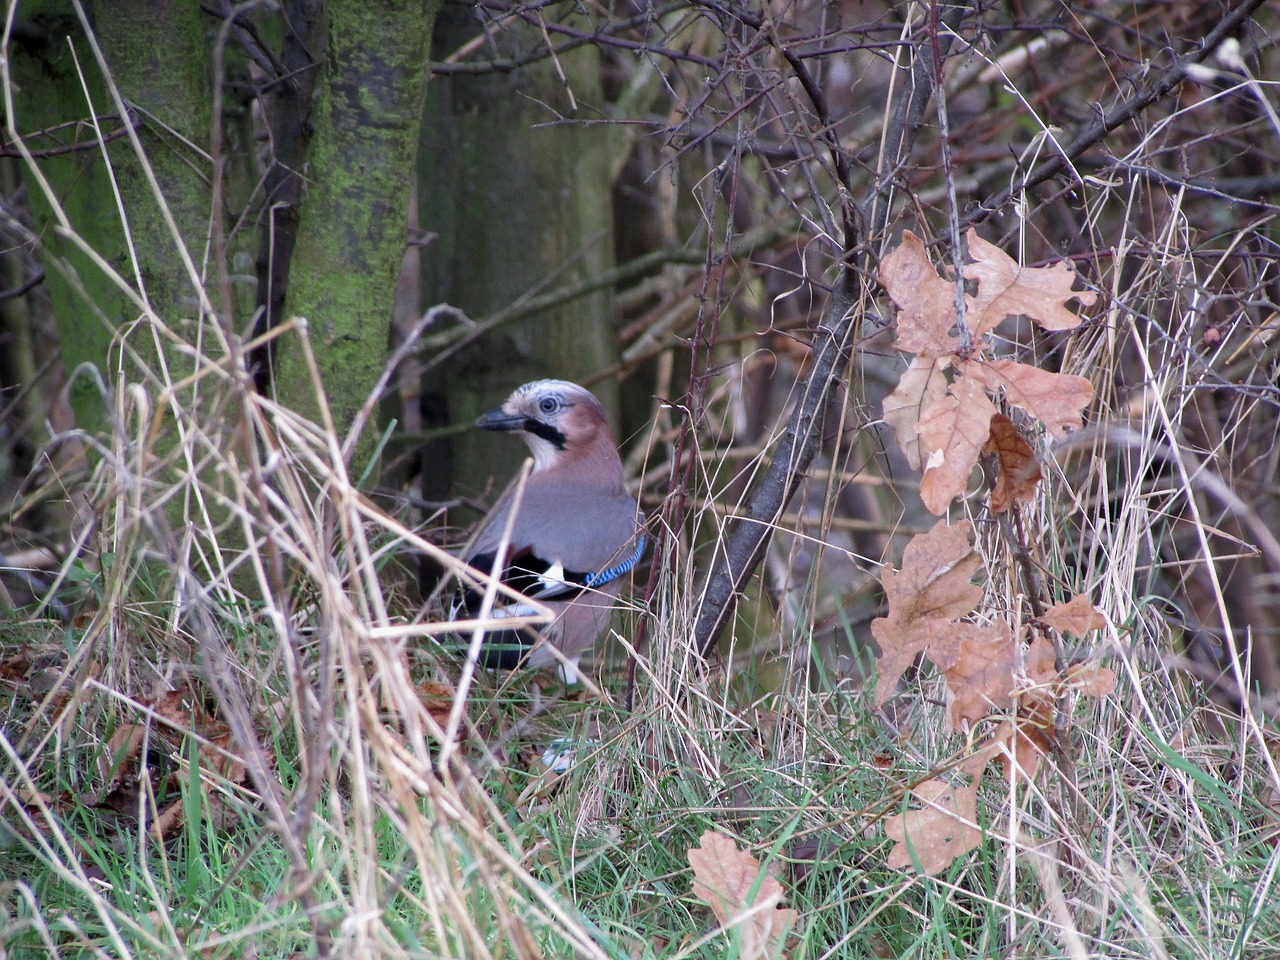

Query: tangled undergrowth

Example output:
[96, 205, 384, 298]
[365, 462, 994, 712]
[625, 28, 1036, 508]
[2, 1, 1279, 958]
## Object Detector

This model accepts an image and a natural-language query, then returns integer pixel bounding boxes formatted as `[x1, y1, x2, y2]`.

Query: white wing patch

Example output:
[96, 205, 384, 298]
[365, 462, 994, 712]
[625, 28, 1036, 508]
[534, 560, 569, 597]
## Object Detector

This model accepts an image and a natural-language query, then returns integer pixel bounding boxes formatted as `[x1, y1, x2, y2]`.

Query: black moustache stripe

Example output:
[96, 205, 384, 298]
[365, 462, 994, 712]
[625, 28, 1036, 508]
[524, 418, 566, 449]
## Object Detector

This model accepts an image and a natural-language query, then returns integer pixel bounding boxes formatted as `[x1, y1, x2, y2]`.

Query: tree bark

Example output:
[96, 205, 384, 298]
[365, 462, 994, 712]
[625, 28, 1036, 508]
[7, 1, 211, 434]
[272, 0, 440, 475]
[251, 0, 326, 390]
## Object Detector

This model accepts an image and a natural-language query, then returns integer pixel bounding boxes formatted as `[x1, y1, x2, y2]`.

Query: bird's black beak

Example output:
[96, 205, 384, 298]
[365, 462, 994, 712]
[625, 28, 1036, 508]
[475, 407, 524, 431]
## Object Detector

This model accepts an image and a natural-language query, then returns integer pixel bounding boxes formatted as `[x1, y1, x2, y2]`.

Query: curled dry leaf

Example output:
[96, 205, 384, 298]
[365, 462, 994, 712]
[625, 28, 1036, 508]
[1042, 594, 1106, 636]
[982, 413, 1043, 512]
[880, 230, 962, 355]
[689, 829, 796, 960]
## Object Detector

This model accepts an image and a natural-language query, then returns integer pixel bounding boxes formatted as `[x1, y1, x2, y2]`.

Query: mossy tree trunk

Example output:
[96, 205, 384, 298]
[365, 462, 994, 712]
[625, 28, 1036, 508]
[7, 1, 211, 435]
[417, 8, 618, 503]
[271, 0, 440, 478]
[92, 1, 212, 327]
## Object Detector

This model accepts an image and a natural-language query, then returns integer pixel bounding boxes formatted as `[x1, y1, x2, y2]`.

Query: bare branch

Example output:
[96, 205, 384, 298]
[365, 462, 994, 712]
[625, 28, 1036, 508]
[962, 0, 1270, 231]
[691, 3, 970, 657]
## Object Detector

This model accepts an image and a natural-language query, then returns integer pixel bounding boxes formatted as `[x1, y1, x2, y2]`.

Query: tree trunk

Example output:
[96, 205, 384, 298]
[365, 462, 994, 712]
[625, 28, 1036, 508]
[7, 2, 212, 434]
[418, 8, 618, 504]
[271, 0, 440, 477]
[93, 0, 212, 326]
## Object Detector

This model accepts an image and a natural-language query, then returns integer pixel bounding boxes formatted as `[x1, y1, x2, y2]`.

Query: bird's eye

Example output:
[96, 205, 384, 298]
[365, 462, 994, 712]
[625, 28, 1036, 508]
[538, 396, 560, 415]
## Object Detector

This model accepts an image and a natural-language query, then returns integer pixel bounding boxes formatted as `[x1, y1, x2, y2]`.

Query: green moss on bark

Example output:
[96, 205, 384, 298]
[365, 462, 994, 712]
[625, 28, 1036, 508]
[273, 0, 441, 478]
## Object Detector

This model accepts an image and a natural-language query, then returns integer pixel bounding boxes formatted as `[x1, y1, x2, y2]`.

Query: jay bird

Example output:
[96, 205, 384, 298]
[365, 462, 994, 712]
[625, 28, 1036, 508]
[451, 380, 644, 683]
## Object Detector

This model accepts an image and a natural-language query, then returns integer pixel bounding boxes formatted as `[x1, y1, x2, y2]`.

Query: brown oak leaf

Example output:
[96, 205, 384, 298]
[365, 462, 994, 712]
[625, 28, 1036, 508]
[918, 374, 997, 515]
[884, 777, 983, 875]
[1066, 662, 1116, 698]
[872, 520, 989, 704]
[944, 619, 1017, 729]
[982, 413, 1043, 512]
[880, 231, 963, 355]
[967, 358, 1093, 437]
[1042, 595, 1106, 636]
[689, 830, 796, 959]
[884, 354, 951, 471]
[963, 230, 1098, 336]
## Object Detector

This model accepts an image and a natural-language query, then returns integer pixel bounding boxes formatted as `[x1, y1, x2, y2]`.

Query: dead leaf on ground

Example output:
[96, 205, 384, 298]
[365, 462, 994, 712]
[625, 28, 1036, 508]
[1042, 595, 1106, 636]
[689, 829, 796, 960]
[89, 686, 253, 842]
[982, 413, 1043, 512]
[884, 777, 983, 875]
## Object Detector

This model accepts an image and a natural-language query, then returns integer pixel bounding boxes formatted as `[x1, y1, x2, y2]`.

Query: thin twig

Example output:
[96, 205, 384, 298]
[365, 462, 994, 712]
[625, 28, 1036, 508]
[691, 2, 969, 657]
[962, 0, 1270, 229]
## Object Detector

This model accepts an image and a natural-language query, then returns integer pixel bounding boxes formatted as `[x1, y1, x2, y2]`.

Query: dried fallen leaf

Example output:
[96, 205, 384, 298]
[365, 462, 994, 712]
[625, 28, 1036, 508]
[1066, 662, 1116, 698]
[982, 413, 1043, 512]
[879, 231, 1097, 513]
[884, 354, 951, 471]
[968, 358, 1093, 438]
[417, 680, 456, 730]
[689, 830, 796, 959]
[872, 520, 984, 703]
[1042, 595, 1106, 636]
[884, 777, 983, 875]
[993, 699, 1055, 785]
[943, 619, 1017, 729]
